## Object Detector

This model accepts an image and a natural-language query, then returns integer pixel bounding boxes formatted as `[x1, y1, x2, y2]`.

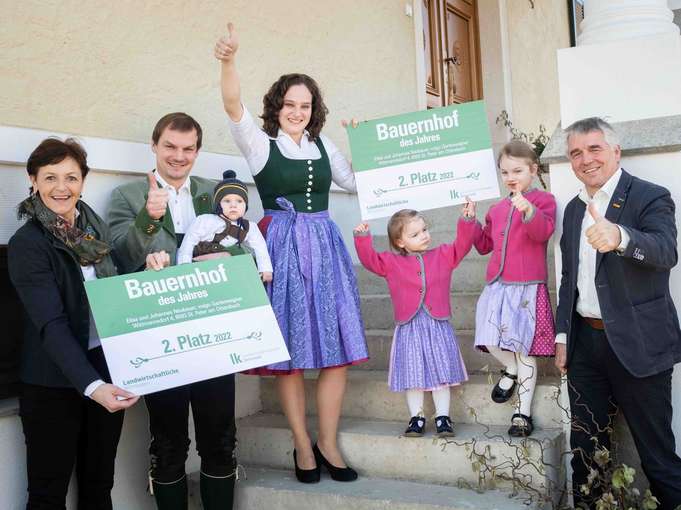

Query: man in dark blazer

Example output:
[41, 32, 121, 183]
[554, 117, 681, 509]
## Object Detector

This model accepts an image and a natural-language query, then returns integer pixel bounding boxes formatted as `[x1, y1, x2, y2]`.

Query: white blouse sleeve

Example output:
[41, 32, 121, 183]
[320, 134, 357, 193]
[226, 105, 271, 176]
[177, 215, 213, 264]
[244, 225, 273, 273]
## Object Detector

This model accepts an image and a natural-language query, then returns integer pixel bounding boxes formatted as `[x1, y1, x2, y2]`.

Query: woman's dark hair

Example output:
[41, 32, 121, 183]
[261, 73, 328, 140]
[26, 137, 90, 179]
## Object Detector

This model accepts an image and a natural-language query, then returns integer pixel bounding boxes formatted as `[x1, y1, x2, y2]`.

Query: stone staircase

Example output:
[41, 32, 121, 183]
[191, 219, 567, 509]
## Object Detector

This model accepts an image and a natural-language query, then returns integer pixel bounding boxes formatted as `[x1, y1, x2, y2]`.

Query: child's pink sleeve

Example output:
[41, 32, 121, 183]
[474, 211, 494, 255]
[443, 217, 478, 269]
[354, 233, 390, 277]
[520, 192, 556, 242]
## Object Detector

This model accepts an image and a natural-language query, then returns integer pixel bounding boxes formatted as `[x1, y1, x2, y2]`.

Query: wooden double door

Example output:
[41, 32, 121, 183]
[422, 0, 482, 108]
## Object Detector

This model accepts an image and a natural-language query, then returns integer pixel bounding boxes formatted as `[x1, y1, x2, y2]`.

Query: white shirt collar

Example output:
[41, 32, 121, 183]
[154, 170, 191, 193]
[578, 168, 622, 204]
[271, 127, 311, 144]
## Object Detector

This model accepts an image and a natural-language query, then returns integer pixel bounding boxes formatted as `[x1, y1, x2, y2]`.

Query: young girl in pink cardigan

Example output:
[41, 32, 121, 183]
[471, 140, 556, 438]
[354, 207, 477, 437]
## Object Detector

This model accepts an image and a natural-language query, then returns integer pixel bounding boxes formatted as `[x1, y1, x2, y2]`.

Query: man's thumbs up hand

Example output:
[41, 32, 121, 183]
[585, 201, 621, 253]
[146, 171, 169, 221]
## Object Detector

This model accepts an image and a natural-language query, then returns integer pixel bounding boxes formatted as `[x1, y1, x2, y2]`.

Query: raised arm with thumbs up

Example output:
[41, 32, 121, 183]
[585, 201, 622, 253]
[145, 171, 170, 220]
[215, 23, 243, 121]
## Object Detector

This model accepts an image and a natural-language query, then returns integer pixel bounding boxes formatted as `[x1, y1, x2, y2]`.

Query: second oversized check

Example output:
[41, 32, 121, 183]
[347, 101, 500, 220]
[85, 256, 289, 396]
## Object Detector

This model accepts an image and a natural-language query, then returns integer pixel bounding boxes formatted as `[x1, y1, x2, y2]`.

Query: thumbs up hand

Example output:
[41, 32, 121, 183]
[146, 172, 170, 220]
[510, 190, 534, 219]
[215, 23, 239, 62]
[585, 201, 621, 253]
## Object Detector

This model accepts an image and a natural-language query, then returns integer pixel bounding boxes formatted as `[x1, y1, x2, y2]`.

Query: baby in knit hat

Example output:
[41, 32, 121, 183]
[177, 170, 273, 282]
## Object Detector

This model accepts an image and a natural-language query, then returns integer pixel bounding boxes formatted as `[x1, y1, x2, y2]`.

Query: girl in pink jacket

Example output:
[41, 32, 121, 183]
[354, 207, 477, 438]
[471, 140, 556, 438]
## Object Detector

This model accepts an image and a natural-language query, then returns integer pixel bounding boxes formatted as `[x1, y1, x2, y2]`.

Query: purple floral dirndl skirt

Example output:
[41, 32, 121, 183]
[389, 307, 468, 392]
[474, 281, 555, 357]
[248, 197, 368, 374]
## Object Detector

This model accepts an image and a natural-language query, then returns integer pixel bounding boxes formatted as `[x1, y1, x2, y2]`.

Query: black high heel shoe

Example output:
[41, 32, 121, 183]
[313, 443, 358, 482]
[293, 448, 320, 483]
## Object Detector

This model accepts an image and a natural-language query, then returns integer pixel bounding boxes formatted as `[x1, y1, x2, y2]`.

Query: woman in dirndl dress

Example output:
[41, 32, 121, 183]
[215, 24, 368, 483]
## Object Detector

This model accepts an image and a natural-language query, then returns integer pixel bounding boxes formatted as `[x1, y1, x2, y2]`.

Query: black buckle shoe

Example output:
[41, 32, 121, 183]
[435, 415, 454, 437]
[404, 416, 426, 437]
[313, 443, 358, 482]
[491, 369, 518, 403]
[293, 448, 320, 483]
[508, 413, 534, 437]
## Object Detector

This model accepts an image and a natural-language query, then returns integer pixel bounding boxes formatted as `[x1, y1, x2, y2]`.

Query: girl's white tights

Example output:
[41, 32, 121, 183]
[406, 387, 451, 417]
[406, 389, 424, 417]
[487, 347, 537, 417]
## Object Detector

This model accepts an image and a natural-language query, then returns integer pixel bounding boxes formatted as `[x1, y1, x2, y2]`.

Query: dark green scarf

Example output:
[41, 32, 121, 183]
[17, 194, 117, 278]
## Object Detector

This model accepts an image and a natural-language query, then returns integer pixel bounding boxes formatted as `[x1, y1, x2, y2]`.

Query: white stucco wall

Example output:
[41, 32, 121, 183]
[0, 0, 418, 157]
[505, 1, 571, 138]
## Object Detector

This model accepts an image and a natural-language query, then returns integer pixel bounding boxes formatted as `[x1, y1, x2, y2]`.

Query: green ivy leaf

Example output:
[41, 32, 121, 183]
[594, 448, 610, 467]
[611, 464, 634, 489]
[642, 489, 660, 510]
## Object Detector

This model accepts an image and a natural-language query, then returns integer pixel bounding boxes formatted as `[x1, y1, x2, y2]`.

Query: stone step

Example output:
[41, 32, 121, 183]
[359, 291, 558, 331]
[360, 328, 560, 377]
[356, 262, 557, 296]
[237, 413, 563, 496]
[355, 257, 490, 295]
[260, 371, 565, 429]
[359, 328, 487, 372]
[360, 293, 478, 331]
[188, 466, 538, 510]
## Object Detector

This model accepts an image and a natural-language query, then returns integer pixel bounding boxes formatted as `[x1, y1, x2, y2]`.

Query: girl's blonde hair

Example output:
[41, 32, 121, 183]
[387, 209, 425, 254]
[497, 140, 547, 189]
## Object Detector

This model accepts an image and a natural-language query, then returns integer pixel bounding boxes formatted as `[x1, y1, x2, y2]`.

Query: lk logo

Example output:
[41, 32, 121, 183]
[229, 353, 243, 365]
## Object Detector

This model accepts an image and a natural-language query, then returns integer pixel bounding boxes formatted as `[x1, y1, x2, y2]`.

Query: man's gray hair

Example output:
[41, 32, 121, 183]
[564, 117, 620, 150]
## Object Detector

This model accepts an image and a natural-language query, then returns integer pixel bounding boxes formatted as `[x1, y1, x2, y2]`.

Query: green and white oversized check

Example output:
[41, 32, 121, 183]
[347, 101, 500, 220]
[84, 256, 289, 395]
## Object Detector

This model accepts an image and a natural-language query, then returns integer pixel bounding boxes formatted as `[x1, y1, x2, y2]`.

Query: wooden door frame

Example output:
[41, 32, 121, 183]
[422, 0, 483, 108]
[424, 0, 445, 108]
[441, 0, 483, 103]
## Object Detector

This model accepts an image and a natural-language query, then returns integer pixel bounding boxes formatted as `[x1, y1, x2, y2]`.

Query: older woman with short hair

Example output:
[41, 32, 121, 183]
[8, 137, 140, 509]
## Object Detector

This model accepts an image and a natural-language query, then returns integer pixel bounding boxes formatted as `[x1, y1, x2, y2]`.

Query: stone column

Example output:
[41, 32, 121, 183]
[579, 0, 679, 45]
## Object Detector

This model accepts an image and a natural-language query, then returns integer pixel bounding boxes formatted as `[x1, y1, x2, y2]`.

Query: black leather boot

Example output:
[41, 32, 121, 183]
[151, 474, 188, 510]
[200, 471, 235, 510]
